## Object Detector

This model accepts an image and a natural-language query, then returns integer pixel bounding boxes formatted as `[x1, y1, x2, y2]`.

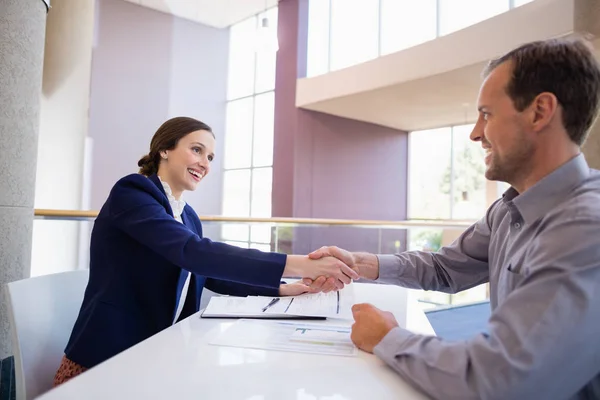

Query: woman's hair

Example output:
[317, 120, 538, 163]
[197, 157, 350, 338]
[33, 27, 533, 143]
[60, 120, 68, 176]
[138, 117, 213, 176]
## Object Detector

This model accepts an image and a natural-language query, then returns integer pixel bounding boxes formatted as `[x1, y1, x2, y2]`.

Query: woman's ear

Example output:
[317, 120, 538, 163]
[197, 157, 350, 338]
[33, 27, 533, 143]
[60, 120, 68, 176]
[160, 151, 168, 160]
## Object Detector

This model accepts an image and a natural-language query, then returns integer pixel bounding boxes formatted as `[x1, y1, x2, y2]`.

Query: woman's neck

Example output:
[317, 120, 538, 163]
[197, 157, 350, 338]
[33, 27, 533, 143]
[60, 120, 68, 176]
[157, 174, 183, 200]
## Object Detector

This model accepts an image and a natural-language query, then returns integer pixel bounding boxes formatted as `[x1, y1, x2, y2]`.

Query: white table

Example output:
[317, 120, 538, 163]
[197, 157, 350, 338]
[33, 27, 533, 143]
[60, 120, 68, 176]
[37, 283, 435, 400]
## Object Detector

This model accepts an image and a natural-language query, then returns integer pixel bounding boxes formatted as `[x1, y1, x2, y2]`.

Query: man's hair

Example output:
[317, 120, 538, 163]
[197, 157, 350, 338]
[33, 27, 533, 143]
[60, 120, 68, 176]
[484, 38, 600, 145]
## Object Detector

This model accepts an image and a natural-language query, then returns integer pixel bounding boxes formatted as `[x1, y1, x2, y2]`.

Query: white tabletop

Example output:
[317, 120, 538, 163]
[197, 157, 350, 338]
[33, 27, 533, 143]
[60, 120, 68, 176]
[37, 283, 435, 400]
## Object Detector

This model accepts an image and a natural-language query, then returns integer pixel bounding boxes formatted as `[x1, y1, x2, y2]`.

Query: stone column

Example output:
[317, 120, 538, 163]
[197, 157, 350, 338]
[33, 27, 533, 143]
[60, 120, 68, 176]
[0, 0, 48, 359]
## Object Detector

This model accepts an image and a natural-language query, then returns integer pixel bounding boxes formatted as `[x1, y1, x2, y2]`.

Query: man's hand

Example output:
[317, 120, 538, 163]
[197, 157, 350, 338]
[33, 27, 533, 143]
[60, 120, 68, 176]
[308, 246, 356, 269]
[351, 303, 399, 353]
[278, 277, 338, 296]
[307, 246, 380, 281]
[282, 255, 359, 289]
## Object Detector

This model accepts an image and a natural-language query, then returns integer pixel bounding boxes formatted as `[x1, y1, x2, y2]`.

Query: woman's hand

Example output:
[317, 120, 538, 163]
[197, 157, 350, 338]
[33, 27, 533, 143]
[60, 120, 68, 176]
[279, 276, 340, 296]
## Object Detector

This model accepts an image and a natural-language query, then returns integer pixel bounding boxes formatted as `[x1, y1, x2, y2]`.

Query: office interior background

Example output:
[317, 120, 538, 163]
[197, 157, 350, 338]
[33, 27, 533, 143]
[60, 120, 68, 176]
[2, 0, 600, 364]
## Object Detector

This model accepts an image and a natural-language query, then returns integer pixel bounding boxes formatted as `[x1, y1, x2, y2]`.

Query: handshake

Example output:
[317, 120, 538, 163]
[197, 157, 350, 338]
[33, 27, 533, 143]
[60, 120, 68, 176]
[280, 246, 378, 296]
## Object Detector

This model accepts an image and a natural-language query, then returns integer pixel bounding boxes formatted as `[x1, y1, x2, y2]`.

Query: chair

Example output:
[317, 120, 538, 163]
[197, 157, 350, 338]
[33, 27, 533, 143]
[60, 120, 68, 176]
[4, 270, 89, 400]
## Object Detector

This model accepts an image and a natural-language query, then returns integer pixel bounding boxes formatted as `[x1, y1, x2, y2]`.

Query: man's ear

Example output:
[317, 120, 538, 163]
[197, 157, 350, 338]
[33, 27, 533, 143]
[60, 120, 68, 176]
[531, 92, 559, 132]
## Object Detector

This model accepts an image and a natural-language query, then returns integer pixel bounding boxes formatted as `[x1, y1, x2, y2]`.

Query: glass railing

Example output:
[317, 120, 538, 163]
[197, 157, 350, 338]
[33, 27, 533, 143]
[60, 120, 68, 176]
[32, 209, 488, 310]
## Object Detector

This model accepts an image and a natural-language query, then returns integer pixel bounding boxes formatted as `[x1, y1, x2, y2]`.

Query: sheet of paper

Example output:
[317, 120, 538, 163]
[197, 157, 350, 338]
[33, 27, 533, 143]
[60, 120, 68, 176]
[265, 288, 354, 319]
[202, 296, 276, 316]
[209, 319, 357, 356]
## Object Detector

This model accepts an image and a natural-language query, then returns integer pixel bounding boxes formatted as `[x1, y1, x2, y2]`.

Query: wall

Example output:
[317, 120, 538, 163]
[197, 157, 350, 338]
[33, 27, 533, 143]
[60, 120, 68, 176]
[583, 120, 600, 169]
[88, 0, 228, 220]
[273, 0, 409, 255]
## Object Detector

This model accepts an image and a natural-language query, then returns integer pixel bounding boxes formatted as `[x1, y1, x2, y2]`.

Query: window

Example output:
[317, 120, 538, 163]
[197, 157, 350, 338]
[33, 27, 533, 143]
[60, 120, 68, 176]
[408, 127, 452, 219]
[514, 0, 535, 6]
[380, 0, 437, 56]
[306, 0, 330, 77]
[438, 0, 509, 36]
[409, 123, 502, 308]
[329, 0, 379, 71]
[409, 124, 487, 220]
[450, 124, 486, 220]
[307, 0, 525, 75]
[223, 8, 278, 250]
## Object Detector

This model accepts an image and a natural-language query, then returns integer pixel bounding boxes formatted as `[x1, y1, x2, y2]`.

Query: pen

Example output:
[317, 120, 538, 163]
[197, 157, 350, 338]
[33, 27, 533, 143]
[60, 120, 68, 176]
[262, 297, 280, 312]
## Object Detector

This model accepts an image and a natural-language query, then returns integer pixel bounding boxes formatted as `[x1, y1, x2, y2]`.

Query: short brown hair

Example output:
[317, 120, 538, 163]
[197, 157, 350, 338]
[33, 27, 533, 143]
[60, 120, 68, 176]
[484, 38, 600, 145]
[138, 117, 213, 176]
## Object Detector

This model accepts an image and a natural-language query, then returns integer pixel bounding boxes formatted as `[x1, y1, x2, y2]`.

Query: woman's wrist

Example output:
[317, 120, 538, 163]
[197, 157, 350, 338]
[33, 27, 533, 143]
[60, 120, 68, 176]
[282, 255, 304, 277]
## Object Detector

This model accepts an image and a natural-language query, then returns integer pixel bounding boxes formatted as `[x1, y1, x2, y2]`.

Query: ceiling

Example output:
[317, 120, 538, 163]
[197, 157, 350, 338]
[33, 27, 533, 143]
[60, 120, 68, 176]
[121, 0, 279, 28]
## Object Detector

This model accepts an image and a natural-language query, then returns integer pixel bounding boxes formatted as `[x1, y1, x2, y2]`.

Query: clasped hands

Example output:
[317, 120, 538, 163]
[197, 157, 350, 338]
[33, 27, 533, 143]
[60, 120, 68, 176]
[281, 246, 399, 353]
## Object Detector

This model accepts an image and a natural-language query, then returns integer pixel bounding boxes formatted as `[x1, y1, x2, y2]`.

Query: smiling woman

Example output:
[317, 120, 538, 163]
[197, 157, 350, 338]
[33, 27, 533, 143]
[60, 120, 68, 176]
[52, 116, 359, 386]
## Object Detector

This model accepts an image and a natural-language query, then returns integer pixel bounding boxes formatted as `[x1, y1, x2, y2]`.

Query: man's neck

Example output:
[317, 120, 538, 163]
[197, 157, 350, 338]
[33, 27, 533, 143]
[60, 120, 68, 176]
[513, 142, 580, 194]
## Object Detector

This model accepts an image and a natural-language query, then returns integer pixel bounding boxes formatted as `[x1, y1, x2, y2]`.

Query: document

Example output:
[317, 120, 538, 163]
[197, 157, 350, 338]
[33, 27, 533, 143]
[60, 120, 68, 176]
[200, 296, 313, 319]
[209, 319, 358, 357]
[200, 287, 355, 320]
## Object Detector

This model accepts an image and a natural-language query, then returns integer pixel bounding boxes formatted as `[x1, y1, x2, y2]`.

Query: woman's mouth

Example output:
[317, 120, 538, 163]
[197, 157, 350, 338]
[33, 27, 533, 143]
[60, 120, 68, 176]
[188, 168, 203, 181]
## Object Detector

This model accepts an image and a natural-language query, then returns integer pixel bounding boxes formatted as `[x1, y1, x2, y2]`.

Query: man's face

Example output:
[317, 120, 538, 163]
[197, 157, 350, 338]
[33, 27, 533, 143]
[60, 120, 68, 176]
[470, 61, 535, 186]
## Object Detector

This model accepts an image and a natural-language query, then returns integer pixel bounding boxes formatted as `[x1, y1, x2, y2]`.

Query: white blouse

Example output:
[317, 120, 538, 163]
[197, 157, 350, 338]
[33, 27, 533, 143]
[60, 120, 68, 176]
[158, 177, 190, 324]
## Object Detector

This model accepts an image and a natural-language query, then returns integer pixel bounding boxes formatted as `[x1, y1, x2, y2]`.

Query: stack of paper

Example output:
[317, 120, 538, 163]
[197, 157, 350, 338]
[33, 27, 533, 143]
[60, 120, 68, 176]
[209, 319, 358, 356]
[200, 288, 355, 320]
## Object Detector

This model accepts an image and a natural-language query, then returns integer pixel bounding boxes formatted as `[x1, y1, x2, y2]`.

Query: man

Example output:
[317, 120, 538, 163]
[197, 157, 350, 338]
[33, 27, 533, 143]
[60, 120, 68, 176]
[308, 39, 600, 399]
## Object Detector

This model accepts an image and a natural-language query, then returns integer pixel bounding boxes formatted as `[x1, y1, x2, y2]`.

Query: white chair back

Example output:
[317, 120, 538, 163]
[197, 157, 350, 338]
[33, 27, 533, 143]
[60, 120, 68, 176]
[4, 270, 89, 400]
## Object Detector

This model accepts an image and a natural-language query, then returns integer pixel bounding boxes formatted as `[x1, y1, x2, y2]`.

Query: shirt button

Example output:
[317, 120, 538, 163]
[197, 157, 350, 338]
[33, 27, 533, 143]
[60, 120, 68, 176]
[514, 222, 521, 229]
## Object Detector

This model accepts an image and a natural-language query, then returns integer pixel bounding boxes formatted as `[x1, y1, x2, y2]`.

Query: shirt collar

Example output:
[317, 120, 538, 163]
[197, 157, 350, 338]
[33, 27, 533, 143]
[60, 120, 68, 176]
[502, 153, 590, 225]
[157, 176, 186, 219]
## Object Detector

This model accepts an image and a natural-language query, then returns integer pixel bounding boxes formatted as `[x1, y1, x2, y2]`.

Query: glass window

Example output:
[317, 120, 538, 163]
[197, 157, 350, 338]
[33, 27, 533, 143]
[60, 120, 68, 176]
[225, 241, 250, 249]
[408, 127, 452, 219]
[227, 16, 257, 100]
[450, 124, 487, 219]
[329, 0, 379, 71]
[252, 92, 275, 167]
[250, 243, 272, 252]
[222, 169, 251, 217]
[438, 0, 509, 36]
[380, 0, 437, 55]
[251, 167, 273, 218]
[222, 6, 277, 249]
[513, 0, 534, 6]
[222, 224, 249, 242]
[254, 7, 279, 92]
[224, 98, 254, 170]
[306, 0, 331, 77]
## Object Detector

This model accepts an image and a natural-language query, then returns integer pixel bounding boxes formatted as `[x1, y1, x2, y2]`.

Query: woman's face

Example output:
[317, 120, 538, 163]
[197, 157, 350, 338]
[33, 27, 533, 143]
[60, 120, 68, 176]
[158, 130, 215, 198]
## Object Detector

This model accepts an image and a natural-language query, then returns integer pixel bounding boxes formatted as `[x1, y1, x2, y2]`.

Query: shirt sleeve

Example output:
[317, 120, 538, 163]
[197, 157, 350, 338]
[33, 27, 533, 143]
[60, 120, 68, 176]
[375, 202, 497, 293]
[372, 216, 600, 400]
[204, 278, 282, 297]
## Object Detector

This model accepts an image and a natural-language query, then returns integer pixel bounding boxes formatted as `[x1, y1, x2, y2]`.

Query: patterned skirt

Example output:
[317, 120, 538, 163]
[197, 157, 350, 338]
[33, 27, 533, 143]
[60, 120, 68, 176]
[53, 355, 88, 387]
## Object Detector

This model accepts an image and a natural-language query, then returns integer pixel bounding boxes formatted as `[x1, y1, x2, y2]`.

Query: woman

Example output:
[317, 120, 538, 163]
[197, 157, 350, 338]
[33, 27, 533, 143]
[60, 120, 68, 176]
[54, 117, 356, 385]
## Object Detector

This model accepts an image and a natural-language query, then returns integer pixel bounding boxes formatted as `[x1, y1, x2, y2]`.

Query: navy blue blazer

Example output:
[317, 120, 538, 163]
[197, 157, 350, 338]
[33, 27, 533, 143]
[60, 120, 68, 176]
[65, 174, 286, 368]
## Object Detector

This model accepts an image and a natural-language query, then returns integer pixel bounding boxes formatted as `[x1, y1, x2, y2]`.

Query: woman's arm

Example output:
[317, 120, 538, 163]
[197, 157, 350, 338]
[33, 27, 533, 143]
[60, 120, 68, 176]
[108, 176, 357, 289]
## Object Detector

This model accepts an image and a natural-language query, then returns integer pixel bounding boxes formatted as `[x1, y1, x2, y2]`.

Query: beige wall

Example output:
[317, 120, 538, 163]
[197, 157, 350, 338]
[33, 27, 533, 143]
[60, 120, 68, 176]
[583, 120, 600, 169]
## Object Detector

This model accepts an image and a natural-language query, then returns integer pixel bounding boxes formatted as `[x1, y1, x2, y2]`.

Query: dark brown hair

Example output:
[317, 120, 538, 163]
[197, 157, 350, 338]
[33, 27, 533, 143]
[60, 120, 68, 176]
[138, 117, 213, 176]
[484, 38, 600, 145]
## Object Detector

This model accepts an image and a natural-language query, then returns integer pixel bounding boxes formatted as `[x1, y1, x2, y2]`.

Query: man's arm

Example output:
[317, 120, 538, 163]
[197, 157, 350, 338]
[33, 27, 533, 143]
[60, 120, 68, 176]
[370, 217, 600, 400]
[310, 205, 494, 293]
[376, 214, 490, 292]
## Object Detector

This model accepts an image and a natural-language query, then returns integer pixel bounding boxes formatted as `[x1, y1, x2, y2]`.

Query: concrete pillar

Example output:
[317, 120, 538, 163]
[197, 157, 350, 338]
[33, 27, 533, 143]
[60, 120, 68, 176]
[0, 0, 48, 358]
